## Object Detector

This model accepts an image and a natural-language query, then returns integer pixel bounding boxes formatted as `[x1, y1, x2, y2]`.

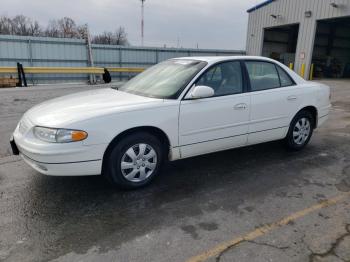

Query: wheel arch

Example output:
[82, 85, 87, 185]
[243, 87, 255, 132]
[296, 106, 318, 128]
[102, 126, 171, 173]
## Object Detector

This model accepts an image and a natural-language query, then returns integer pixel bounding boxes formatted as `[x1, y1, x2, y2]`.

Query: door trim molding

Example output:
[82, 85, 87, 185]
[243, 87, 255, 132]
[181, 121, 250, 136]
[180, 125, 288, 147]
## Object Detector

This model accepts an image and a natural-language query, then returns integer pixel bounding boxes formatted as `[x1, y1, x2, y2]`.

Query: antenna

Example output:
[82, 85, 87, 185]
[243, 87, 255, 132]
[140, 0, 146, 46]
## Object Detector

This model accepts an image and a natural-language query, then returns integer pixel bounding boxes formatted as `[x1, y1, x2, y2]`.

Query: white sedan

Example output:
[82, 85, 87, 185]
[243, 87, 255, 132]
[10, 56, 331, 188]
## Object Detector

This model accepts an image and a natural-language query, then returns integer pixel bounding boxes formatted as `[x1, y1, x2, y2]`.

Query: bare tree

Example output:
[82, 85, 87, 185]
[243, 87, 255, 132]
[11, 15, 41, 36]
[76, 25, 88, 39]
[28, 20, 41, 36]
[45, 20, 60, 37]
[92, 27, 128, 45]
[12, 15, 28, 35]
[0, 16, 13, 35]
[45, 17, 89, 39]
[114, 27, 128, 45]
[92, 31, 113, 45]
[57, 17, 79, 38]
[0, 15, 129, 45]
[45, 17, 79, 38]
[0, 15, 41, 36]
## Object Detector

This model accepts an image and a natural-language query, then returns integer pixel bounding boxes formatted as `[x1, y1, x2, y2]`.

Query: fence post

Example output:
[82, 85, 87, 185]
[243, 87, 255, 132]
[28, 39, 34, 84]
[155, 49, 159, 63]
[119, 47, 123, 81]
[28, 39, 33, 66]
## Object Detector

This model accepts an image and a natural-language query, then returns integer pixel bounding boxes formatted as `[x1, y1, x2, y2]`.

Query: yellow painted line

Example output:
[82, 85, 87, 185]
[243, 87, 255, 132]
[0, 67, 145, 74]
[0, 67, 17, 74]
[186, 192, 350, 262]
[25, 67, 104, 74]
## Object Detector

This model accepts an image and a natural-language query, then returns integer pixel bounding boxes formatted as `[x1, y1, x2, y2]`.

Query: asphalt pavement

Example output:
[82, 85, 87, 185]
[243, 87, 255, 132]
[0, 80, 349, 262]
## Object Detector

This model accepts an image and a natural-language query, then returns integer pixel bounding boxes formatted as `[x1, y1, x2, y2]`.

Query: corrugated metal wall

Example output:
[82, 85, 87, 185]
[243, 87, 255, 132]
[246, 0, 350, 79]
[0, 35, 245, 84]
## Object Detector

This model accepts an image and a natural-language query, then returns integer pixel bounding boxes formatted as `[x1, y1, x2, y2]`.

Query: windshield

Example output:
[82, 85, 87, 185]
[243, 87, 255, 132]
[117, 59, 207, 99]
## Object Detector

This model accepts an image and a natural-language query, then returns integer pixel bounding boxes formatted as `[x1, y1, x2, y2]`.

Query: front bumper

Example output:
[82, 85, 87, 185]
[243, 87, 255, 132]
[20, 152, 102, 176]
[10, 136, 19, 155]
[11, 120, 107, 176]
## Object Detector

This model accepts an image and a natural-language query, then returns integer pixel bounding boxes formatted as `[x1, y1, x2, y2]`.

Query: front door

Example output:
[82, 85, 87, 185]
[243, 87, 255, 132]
[179, 61, 250, 158]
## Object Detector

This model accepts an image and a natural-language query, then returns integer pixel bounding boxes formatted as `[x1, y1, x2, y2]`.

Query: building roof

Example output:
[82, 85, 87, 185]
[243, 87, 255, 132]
[247, 0, 275, 13]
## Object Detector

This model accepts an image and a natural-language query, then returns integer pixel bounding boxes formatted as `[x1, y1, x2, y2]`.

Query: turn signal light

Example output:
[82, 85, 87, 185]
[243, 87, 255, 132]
[72, 131, 88, 142]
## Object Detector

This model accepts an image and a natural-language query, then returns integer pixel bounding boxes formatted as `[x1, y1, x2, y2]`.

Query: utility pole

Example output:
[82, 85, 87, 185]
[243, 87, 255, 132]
[140, 0, 146, 46]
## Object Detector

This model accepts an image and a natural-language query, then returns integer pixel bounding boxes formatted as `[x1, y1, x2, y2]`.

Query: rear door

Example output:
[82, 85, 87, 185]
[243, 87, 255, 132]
[244, 60, 303, 145]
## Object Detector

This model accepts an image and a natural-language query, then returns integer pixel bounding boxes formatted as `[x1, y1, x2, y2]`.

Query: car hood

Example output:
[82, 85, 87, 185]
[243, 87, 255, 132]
[24, 88, 163, 127]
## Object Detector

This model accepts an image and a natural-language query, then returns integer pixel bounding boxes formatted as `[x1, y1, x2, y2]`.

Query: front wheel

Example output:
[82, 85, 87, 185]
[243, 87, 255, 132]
[104, 132, 164, 189]
[285, 111, 314, 151]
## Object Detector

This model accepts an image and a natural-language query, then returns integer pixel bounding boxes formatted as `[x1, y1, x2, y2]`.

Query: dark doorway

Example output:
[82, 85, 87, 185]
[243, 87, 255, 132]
[262, 24, 299, 66]
[312, 16, 350, 79]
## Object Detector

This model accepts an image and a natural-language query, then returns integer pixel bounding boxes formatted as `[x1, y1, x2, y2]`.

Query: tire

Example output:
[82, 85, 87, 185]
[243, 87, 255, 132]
[104, 132, 164, 189]
[285, 110, 314, 151]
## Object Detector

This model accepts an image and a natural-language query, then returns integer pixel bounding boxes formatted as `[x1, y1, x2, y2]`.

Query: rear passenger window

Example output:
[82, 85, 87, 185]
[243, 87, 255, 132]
[245, 61, 280, 91]
[277, 66, 294, 87]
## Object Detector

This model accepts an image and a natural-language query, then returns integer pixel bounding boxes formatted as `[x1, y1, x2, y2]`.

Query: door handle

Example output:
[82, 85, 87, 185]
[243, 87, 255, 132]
[287, 95, 297, 101]
[234, 103, 247, 110]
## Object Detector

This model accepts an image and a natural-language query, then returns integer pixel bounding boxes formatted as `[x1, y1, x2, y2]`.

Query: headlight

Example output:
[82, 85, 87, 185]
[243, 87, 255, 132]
[33, 127, 88, 143]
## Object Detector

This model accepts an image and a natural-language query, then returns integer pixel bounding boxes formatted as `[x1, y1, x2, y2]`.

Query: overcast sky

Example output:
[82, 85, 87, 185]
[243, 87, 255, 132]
[2, 0, 259, 50]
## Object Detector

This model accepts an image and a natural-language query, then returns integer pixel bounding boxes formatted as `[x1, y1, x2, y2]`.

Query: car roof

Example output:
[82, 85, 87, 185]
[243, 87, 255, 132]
[173, 56, 278, 65]
[173, 55, 306, 84]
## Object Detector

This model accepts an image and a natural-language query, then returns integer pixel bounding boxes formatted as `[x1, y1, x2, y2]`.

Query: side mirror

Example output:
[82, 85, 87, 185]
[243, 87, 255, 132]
[187, 85, 214, 99]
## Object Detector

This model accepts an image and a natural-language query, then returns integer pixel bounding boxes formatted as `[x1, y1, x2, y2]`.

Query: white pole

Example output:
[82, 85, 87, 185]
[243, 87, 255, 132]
[85, 24, 96, 84]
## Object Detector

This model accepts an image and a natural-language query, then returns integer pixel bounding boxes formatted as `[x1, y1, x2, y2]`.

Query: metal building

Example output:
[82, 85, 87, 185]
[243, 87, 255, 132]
[246, 0, 350, 79]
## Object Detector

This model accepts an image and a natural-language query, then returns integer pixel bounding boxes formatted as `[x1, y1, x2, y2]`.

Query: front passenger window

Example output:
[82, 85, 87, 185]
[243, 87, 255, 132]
[196, 61, 243, 97]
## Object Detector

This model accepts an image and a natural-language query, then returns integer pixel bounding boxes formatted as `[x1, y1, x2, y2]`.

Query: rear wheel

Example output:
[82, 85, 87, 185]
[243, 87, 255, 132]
[285, 110, 314, 151]
[104, 132, 164, 189]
